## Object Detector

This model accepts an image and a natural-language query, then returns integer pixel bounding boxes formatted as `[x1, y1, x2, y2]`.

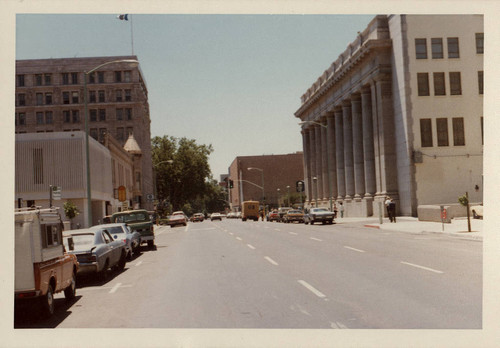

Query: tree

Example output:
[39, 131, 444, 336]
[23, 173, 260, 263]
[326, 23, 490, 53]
[458, 192, 472, 232]
[63, 201, 79, 228]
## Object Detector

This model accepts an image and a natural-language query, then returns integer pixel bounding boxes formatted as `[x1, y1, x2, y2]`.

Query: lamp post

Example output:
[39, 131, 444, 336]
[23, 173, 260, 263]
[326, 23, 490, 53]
[277, 188, 281, 208]
[299, 120, 333, 212]
[84, 59, 138, 227]
[312, 177, 318, 207]
[286, 185, 290, 207]
[248, 167, 265, 215]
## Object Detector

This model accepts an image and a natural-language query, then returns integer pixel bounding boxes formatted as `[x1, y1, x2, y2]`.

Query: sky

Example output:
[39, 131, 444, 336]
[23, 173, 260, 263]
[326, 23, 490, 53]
[15, 13, 374, 179]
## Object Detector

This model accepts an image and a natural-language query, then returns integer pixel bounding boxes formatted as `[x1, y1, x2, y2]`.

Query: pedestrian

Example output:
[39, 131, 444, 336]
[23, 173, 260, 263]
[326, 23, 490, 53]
[333, 203, 338, 219]
[389, 199, 396, 223]
[339, 202, 344, 218]
[385, 196, 393, 222]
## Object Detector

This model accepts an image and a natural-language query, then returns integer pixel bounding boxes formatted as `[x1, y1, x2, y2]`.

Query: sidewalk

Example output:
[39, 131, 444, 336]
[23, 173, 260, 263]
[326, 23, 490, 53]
[334, 216, 483, 241]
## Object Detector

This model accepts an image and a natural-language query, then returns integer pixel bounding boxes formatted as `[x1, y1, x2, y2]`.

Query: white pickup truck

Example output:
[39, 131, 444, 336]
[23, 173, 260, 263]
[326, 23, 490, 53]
[15, 208, 79, 317]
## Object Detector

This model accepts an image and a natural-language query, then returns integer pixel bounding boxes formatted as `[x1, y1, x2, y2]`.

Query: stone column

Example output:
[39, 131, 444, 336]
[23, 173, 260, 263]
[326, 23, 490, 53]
[361, 86, 376, 197]
[321, 118, 329, 201]
[334, 107, 345, 199]
[326, 113, 338, 201]
[342, 100, 354, 200]
[309, 125, 317, 204]
[370, 81, 382, 196]
[315, 124, 323, 205]
[301, 129, 311, 205]
[351, 93, 365, 199]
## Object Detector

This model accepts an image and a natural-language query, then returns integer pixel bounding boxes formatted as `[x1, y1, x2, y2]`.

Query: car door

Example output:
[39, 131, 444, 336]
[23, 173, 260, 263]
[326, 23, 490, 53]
[100, 230, 117, 266]
[104, 230, 121, 265]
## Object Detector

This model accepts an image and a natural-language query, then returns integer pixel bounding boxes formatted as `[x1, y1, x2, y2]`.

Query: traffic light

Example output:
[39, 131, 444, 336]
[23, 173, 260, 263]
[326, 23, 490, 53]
[229, 179, 234, 189]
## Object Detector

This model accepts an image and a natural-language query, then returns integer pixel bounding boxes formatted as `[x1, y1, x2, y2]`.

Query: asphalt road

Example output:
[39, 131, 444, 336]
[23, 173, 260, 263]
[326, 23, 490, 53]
[15, 218, 482, 329]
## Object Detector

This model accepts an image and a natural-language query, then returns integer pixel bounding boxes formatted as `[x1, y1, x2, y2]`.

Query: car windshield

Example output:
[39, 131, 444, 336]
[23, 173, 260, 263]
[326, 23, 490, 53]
[106, 226, 124, 235]
[313, 208, 328, 212]
[289, 210, 301, 214]
[114, 213, 148, 223]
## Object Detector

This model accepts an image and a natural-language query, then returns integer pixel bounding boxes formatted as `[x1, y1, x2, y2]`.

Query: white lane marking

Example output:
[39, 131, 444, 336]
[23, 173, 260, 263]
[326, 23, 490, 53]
[289, 232, 298, 235]
[401, 261, 444, 274]
[247, 244, 255, 250]
[229, 232, 234, 235]
[344, 246, 365, 253]
[189, 227, 217, 231]
[330, 321, 348, 329]
[236, 237, 242, 241]
[76, 284, 132, 292]
[264, 256, 279, 266]
[310, 237, 323, 242]
[135, 261, 143, 267]
[109, 283, 122, 294]
[298, 280, 326, 298]
[184, 224, 189, 232]
[274, 228, 281, 231]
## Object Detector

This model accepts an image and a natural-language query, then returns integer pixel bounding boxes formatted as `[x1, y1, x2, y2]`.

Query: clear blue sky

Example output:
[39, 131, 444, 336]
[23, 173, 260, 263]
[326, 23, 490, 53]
[16, 14, 375, 178]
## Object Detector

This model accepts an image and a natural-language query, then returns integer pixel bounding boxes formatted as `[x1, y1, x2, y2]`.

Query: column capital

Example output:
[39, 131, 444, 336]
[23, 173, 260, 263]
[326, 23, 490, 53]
[361, 85, 371, 94]
[351, 93, 361, 102]
[341, 99, 351, 108]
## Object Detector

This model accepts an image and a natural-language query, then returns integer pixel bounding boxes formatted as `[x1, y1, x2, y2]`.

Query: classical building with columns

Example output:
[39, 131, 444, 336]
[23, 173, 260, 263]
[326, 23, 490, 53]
[295, 15, 483, 218]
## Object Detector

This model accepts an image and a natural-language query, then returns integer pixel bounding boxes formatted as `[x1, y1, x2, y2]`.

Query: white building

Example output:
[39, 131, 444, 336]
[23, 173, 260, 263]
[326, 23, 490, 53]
[295, 15, 483, 218]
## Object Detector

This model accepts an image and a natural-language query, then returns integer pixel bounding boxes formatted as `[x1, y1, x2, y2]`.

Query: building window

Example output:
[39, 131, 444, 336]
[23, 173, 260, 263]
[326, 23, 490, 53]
[18, 94, 26, 106]
[63, 110, 71, 123]
[45, 93, 52, 105]
[99, 109, 106, 121]
[62, 92, 70, 104]
[18, 113, 26, 125]
[415, 38, 427, 59]
[420, 118, 433, 147]
[116, 108, 123, 120]
[433, 72, 446, 96]
[36, 112, 44, 124]
[36, 93, 43, 106]
[115, 71, 122, 82]
[431, 38, 443, 59]
[126, 127, 133, 137]
[90, 109, 97, 122]
[99, 128, 107, 143]
[89, 90, 96, 103]
[417, 73, 430, 96]
[72, 110, 79, 123]
[476, 33, 484, 54]
[35, 74, 43, 86]
[33, 148, 44, 185]
[72, 91, 79, 104]
[436, 118, 449, 146]
[125, 89, 132, 102]
[452, 117, 465, 146]
[126, 108, 132, 120]
[449, 72, 462, 95]
[98, 71, 105, 83]
[44, 74, 52, 86]
[124, 71, 131, 82]
[116, 90, 123, 102]
[45, 111, 53, 124]
[481, 117, 484, 145]
[71, 72, 78, 84]
[62, 73, 69, 85]
[447, 37, 460, 58]
[478, 71, 483, 95]
[89, 72, 96, 84]
[116, 127, 125, 141]
[17, 74, 25, 87]
[98, 90, 105, 103]
[90, 128, 98, 140]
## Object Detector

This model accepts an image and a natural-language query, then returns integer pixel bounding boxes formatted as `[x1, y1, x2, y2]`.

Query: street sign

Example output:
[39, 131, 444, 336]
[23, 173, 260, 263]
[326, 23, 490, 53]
[52, 186, 61, 200]
[118, 186, 126, 202]
[146, 194, 154, 201]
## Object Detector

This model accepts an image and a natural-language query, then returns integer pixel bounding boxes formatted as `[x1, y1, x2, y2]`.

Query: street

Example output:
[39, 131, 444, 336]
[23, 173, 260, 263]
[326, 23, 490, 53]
[15, 219, 482, 329]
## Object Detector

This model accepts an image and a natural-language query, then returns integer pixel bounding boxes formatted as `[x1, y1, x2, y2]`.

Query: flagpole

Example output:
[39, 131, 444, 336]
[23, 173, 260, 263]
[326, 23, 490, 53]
[130, 15, 134, 55]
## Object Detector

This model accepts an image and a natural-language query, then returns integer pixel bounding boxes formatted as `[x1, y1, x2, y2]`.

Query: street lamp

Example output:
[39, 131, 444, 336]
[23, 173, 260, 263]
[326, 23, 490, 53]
[277, 188, 281, 208]
[299, 120, 334, 212]
[312, 177, 318, 207]
[84, 59, 139, 227]
[286, 185, 290, 207]
[247, 167, 265, 215]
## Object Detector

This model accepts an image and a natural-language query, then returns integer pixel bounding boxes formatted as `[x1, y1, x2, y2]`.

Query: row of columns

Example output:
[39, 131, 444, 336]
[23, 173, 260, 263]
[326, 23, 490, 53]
[301, 79, 398, 216]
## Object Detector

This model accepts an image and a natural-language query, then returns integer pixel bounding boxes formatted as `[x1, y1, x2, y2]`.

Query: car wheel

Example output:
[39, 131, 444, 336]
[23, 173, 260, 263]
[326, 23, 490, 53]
[116, 251, 126, 271]
[64, 272, 76, 300]
[147, 240, 155, 250]
[40, 284, 55, 317]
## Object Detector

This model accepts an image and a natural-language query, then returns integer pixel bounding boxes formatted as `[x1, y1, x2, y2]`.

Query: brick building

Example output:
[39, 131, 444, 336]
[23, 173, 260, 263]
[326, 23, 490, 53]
[295, 15, 483, 218]
[14, 55, 154, 211]
[228, 153, 304, 211]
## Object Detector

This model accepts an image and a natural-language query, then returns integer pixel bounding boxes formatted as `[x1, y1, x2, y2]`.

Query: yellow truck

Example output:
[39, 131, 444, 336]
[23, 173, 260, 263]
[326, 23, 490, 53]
[241, 201, 260, 221]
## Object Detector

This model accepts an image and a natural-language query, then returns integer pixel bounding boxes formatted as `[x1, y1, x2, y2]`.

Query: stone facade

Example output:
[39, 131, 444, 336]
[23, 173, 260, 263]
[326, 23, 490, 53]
[15, 56, 154, 211]
[295, 15, 483, 217]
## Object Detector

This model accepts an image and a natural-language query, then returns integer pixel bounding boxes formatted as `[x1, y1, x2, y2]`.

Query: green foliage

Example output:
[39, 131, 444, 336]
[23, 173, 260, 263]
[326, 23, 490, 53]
[63, 201, 79, 220]
[458, 195, 469, 206]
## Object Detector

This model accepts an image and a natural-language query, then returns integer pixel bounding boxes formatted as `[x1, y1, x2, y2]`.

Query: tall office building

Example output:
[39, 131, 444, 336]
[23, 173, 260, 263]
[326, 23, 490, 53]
[15, 56, 154, 211]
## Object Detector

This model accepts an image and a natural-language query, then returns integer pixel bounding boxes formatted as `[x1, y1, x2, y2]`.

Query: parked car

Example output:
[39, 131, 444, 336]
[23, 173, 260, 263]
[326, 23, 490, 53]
[15, 207, 79, 317]
[210, 213, 222, 221]
[304, 208, 335, 225]
[227, 212, 236, 219]
[267, 210, 280, 222]
[283, 209, 305, 223]
[278, 207, 292, 222]
[167, 211, 188, 227]
[111, 210, 155, 249]
[63, 227, 127, 280]
[191, 213, 205, 222]
[92, 223, 141, 260]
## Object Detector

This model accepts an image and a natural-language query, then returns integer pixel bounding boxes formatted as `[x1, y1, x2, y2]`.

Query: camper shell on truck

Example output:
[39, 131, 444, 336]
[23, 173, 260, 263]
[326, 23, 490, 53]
[15, 208, 79, 317]
[111, 209, 155, 249]
[241, 201, 260, 221]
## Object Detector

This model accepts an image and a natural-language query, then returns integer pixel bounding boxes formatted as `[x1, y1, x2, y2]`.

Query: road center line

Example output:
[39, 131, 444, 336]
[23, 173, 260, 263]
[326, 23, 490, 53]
[289, 232, 298, 235]
[310, 237, 322, 242]
[247, 244, 255, 250]
[298, 280, 326, 298]
[264, 256, 279, 266]
[236, 237, 242, 241]
[109, 283, 122, 294]
[401, 261, 444, 274]
[274, 228, 281, 231]
[344, 246, 365, 253]
[135, 261, 143, 267]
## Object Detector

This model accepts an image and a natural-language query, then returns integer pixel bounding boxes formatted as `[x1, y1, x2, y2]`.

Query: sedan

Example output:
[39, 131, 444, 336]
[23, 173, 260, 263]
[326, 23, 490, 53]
[304, 208, 335, 225]
[63, 228, 127, 280]
[267, 210, 280, 222]
[283, 210, 305, 223]
[167, 211, 188, 227]
[210, 213, 222, 221]
[191, 213, 205, 222]
[92, 223, 141, 260]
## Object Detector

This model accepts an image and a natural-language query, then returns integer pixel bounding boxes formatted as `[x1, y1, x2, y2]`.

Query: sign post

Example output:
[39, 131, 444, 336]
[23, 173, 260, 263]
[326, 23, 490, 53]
[440, 205, 447, 232]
